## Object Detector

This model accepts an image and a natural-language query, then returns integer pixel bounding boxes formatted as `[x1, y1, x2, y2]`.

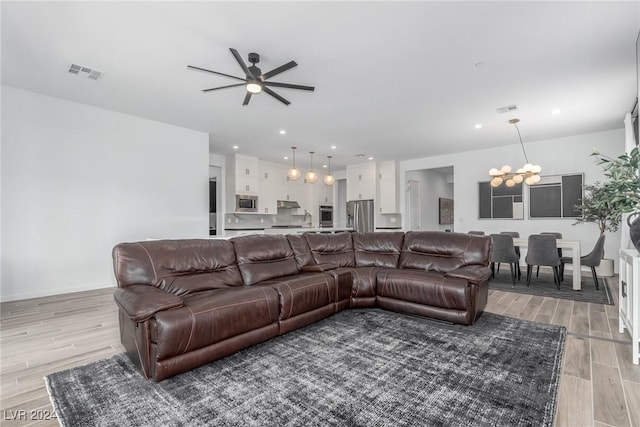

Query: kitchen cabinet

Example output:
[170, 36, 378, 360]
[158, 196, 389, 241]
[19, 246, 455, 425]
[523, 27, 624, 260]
[226, 154, 259, 212]
[258, 162, 286, 214]
[379, 160, 398, 213]
[347, 163, 376, 201]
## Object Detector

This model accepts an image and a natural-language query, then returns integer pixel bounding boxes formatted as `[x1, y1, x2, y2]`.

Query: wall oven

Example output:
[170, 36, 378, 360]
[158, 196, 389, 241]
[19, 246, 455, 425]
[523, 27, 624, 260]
[236, 195, 258, 212]
[319, 205, 334, 228]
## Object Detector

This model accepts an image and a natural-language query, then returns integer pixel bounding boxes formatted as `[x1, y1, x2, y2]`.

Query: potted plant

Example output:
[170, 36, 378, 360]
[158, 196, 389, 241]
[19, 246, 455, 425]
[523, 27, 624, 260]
[592, 146, 640, 252]
[573, 181, 620, 276]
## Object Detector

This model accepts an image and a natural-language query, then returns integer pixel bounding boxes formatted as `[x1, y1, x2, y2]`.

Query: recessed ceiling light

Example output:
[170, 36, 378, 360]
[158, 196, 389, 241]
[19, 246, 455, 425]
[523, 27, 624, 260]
[331, 145, 337, 150]
[475, 124, 483, 129]
[232, 145, 239, 150]
[322, 164, 327, 168]
[368, 157, 374, 161]
[284, 156, 289, 160]
[279, 129, 286, 135]
[551, 109, 561, 115]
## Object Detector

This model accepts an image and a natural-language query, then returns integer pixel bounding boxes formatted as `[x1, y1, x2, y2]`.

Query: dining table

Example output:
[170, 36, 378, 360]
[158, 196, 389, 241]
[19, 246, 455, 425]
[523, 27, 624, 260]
[511, 237, 582, 290]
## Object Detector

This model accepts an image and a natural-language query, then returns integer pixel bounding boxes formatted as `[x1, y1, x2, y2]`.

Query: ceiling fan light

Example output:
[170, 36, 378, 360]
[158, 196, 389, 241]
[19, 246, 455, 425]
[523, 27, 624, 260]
[246, 82, 262, 94]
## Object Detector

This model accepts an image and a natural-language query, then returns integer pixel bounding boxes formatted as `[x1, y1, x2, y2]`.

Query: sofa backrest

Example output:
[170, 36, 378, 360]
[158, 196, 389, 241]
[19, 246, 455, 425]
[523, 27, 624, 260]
[399, 231, 491, 272]
[231, 234, 299, 285]
[286, 235, 315, 269]
[352, 232, 404, 268]
[303, 232, 356, 267]
[112, 239, 243, 295]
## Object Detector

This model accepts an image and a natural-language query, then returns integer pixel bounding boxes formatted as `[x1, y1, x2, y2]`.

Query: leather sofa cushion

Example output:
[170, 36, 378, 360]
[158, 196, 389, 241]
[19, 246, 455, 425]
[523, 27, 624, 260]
[377, 269, 471, 311]
[286, 235, 315, 269]
[113, 239, 243, 295]
[257, 272, 335, 320]
[304, 232, 355, 267]
[232, 235, 299, 285]
[399, 231, 491, 272]
[353, 232, 404, 268]
[151, 286, 279, 360]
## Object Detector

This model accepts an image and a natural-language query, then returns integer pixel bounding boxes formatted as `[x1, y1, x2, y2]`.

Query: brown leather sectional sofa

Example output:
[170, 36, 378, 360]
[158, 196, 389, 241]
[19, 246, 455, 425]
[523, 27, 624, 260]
[112, 231, 492, 381]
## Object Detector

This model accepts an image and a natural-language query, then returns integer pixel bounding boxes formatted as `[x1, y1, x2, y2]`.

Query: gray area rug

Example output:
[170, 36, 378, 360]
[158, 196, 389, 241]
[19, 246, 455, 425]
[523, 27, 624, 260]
[489, 267, 613, 305]
[46, 309, 565, 427]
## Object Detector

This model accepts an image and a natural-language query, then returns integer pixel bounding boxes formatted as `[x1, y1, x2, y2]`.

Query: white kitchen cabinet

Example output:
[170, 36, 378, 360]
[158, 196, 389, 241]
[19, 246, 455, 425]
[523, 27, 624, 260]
[258, 162, 287, 214]
[225, 154, 259, 212]
[347, 163, 376, 201]
[379, 160, 398, 213]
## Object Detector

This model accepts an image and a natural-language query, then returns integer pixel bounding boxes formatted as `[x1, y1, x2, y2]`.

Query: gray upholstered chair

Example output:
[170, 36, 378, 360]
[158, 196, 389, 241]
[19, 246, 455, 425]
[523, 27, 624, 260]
[536, 232, 563, 277]
[489, 234, 520, 285]
[560, 234, 606, 290]
[525, 234, 562, 289]
[499, 231, 521, 280]
[468, 231, 485, 235]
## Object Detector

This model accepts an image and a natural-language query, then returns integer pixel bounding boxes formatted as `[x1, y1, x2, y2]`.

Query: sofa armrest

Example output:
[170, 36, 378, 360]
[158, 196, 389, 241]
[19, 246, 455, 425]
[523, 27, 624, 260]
[445, 265, 492, 285]
[114, 285, 183, 322]
[300, 263, 338, 273]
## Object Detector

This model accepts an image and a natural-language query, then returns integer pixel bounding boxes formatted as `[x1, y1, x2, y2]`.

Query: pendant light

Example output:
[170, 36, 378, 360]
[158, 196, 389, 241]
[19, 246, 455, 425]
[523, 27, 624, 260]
[305, 151, 318, 183]
[288, 146, 301, 180]
[488, 118, 542, 187]
[323, 155, 335, 186]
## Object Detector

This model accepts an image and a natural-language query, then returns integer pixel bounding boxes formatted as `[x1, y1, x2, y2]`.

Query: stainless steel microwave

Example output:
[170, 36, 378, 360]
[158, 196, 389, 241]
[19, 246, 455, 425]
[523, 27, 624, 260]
[236, 195, 258, 212]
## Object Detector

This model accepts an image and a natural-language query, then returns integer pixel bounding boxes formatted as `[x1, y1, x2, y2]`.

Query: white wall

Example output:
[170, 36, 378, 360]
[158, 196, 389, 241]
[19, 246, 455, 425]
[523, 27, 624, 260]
[405, 169, 454, 232]
[400, 128, 625, 270]
[1, 86, 209, 301]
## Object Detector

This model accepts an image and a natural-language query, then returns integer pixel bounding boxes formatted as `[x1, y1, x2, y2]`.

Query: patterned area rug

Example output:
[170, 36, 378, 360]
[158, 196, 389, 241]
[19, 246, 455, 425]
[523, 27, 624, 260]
[489, 267, 613, 305]
[46, 309, 565, 427]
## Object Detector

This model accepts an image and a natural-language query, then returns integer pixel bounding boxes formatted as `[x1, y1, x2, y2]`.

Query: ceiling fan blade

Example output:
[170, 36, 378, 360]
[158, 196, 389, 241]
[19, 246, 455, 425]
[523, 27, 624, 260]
[261, 61, 297, 80]
[242, 92, 252, 106]
[202, 83, 246, 92]
[229, 48, 255, 79]
[263, 81, 315, 91]
[263, 86, 290, 106]
[187, 65, 246, 82]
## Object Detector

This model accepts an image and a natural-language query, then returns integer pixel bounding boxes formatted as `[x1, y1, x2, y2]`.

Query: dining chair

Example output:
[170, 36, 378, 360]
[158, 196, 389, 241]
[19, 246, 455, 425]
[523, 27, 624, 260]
[468, 231, 485, 235]
[498, 231, 521, 280]
[525, 234, 562, 289]
[489, 234, 520, 285]
[560, 234, 605, 290]
[536, 232, 563, 277]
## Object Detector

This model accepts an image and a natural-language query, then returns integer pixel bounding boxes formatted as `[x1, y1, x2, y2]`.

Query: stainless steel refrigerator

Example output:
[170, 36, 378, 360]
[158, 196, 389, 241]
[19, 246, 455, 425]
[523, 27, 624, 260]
[346, 199, 374, 232]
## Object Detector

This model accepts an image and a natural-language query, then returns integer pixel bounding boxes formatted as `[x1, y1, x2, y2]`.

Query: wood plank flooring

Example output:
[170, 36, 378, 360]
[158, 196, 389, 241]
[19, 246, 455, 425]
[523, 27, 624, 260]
[1, 279, 639, 426]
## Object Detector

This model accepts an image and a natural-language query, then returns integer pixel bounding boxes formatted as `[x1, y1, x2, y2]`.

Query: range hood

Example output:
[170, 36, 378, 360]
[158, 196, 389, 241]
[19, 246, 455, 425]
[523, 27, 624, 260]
[277, 200, 301, 209]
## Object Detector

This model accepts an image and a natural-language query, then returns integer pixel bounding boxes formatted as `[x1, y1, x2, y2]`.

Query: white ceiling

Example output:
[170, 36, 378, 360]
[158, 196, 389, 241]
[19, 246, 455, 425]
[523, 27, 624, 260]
[2, 1, 638, 170]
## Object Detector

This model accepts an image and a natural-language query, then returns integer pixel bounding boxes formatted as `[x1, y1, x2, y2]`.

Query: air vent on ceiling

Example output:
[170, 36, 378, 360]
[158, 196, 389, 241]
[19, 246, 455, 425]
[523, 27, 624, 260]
[496, 104, 518, 114]
[354, 154, 366, 158]
[68, 64, 104, 81]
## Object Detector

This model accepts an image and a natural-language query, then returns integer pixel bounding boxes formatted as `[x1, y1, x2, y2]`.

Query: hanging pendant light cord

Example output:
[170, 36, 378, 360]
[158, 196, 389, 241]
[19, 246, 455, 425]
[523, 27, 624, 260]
[513, 122, 530, 164]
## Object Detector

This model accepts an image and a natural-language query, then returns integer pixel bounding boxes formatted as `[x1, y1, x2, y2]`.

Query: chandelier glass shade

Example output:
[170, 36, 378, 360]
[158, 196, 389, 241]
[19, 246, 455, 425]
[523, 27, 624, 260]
[488, 118, 542, 187]
[305, 151, 318, 183]
[323, 155, 335, 186]
[287, 146, 301, 180]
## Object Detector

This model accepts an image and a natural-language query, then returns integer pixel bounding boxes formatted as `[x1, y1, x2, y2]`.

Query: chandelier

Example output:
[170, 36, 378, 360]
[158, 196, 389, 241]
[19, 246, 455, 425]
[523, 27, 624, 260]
[488, 118, 542, 187]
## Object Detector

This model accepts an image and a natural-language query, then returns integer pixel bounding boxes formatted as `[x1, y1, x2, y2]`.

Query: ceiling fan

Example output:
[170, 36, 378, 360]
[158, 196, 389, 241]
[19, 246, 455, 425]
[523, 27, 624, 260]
[188, 48, 315, 106]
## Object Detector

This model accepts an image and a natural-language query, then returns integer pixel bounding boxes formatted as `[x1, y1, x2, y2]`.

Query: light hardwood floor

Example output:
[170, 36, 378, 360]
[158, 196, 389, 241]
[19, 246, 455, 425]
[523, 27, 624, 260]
[1, 279, 639, 426]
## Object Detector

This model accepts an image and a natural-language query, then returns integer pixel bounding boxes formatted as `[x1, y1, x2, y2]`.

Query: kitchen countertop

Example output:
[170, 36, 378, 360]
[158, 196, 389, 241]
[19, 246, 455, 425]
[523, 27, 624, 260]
[263, 227, 353, 235]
